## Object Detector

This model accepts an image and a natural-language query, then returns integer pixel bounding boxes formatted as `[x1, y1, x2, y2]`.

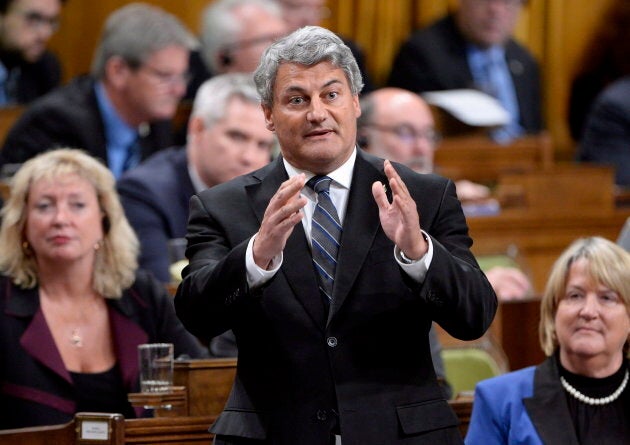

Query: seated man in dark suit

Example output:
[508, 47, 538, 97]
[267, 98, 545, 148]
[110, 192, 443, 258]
[0, 0, 65, 106]
[118, 73, 275, 284]
[0, 3, 196, 179]
[388, 0, 542, 143]
[577, 75, 630, 187]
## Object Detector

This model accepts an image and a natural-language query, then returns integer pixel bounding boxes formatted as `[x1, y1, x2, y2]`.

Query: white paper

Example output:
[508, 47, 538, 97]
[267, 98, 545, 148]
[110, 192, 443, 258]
[422, 89, 510, 127]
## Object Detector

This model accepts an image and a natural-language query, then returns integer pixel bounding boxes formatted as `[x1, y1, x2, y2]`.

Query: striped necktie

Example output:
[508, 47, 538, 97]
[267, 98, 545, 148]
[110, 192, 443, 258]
[307, 175, 342, 305]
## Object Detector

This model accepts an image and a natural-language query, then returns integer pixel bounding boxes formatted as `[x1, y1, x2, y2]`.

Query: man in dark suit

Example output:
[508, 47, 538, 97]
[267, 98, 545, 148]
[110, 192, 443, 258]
[577, 75, 630, 187]
[117, 73, 274, 284]
[0, 0, 65, 106]
[175, 26, 497, 444]
[388, 0, 542, 142]
[0, 3, 197, 178]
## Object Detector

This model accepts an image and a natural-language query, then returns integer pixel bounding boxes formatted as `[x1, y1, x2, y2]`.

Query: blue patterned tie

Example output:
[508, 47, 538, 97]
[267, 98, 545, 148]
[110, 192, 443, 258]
[307, 175, 342, 305]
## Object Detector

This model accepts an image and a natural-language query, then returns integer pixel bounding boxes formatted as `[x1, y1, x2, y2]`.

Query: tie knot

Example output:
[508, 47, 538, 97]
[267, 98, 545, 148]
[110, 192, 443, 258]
[307, 175, 332, 194]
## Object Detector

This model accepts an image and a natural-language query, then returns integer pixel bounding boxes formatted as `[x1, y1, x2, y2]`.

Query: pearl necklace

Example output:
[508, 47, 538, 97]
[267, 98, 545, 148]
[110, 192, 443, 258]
[560, 370, 629, 406]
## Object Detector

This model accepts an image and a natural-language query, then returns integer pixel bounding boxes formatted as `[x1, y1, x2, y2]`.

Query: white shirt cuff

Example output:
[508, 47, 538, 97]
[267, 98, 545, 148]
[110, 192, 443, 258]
[394, 230, 433, 282]
[246, 233, 282, 288]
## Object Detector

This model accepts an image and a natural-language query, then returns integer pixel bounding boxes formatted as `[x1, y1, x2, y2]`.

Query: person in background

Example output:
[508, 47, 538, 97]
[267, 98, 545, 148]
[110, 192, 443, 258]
[175, 25, 496, 444]
[0, 2, 197, 179]
[576, 75, 630, 188]
[118, 73, 274, 285]
[358, 87, 532, 302]
[272, 0, 374, 93]
[0, 148, 208, 429]
[466, 236, 630, 444]
[0, 0, 65, 106]
[186, 0, 287, 99]
[567, 0, 630, 142]
[388, 0, 542, 143]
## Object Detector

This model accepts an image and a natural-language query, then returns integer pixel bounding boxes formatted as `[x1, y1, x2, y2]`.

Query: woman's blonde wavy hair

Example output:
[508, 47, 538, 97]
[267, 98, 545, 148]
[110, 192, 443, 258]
[539, 236, 630, 358]
[0, 148, 139, 298]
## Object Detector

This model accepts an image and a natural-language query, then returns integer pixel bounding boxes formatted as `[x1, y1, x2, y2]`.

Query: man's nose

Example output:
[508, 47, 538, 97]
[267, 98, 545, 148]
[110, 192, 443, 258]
[306, 98, 326, 122]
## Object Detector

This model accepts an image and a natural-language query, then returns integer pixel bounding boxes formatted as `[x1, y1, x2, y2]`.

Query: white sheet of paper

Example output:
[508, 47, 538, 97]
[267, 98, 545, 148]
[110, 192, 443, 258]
[422, 89, 510, 127]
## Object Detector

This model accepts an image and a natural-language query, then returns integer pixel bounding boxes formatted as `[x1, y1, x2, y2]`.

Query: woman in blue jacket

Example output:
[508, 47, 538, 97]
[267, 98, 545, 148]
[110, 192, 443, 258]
[466, 236, 630, 444]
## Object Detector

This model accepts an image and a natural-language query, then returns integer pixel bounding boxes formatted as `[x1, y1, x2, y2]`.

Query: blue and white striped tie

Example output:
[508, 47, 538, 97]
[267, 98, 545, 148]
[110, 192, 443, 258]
[307, 175, 342, 305]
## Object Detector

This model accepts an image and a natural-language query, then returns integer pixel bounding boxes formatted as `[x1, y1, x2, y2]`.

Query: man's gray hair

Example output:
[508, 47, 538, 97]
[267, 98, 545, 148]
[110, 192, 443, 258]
[254, 25, 363, 106]
[91, 2, 197, 79]
[200, 0, 283, 74]
[191, 72, 261, 127]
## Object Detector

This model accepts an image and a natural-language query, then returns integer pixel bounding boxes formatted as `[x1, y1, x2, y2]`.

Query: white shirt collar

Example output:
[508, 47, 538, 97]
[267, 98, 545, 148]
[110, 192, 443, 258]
[282, 147, 357, 191]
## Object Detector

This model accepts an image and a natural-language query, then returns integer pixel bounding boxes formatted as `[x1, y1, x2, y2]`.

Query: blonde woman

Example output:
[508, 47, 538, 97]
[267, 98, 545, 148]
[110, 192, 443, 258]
[466, 237, 630, 444]
[0, 149, 207, 429]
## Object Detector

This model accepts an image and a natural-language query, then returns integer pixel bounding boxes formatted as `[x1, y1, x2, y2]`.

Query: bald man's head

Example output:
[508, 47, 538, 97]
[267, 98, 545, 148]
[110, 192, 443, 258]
[358, 88, 440, 173]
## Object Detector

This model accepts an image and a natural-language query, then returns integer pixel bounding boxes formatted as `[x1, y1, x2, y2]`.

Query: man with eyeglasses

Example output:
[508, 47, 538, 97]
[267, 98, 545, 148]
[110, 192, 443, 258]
[358, 87, 532, 303]
[1, 3, 196, 179]
[388, 0, 542, 144]
[185, 0, 288, 101]
[0, 0, 65, 107]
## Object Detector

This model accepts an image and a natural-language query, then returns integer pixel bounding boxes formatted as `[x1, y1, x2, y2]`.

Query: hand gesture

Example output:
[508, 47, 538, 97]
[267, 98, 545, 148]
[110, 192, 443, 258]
[253, 174, 307, 269]
[371, 160, 427, 260]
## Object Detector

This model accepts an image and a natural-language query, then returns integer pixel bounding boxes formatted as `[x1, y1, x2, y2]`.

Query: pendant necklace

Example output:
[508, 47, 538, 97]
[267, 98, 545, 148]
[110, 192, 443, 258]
[560, 370, 629, 406]
[70, 328, 83, 348]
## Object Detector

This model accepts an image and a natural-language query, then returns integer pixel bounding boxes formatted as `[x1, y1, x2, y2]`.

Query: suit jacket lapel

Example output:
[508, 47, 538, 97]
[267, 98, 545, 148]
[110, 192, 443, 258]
[523, 356, 579, 445]
[329, 151, 383, 324]
[247, 158, 327, 329]
[7, 284, 72, 383]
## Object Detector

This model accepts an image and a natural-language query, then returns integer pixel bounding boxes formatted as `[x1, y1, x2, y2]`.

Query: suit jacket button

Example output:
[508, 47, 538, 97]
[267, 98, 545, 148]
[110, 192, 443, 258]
[327, 337, 337, 347]
[316, 409, 328, 421]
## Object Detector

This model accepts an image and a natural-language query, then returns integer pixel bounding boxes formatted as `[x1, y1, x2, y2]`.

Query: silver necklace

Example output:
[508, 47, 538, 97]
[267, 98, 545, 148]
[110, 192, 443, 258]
[560, 370, 629, 406]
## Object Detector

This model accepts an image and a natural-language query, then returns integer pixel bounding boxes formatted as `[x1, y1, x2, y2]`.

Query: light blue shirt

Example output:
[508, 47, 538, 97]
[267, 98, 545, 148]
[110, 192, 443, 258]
[467, 44, 524, 143]
[94, 82, 138, 179]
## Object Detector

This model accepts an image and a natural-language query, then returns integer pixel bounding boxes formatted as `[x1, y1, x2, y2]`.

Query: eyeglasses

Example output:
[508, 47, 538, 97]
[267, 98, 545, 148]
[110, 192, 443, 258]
[140, 65, 192, 88]
[224, 33, 286, 52]
[15, 9, 60, 32]
[365, 123, 442, 147]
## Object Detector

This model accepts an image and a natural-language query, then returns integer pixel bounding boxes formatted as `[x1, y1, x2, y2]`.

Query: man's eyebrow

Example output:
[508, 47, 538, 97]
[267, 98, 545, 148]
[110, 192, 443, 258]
[282, 78, 344, 95]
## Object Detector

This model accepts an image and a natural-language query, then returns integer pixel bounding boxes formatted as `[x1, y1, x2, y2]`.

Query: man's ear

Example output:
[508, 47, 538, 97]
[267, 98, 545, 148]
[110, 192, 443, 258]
[262, 104, 275, 131]
[105, 56, 131, 90]
[188, 116, 206, 136]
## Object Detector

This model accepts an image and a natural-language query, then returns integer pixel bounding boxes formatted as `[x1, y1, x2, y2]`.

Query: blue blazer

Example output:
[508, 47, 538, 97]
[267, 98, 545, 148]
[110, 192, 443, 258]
[466, 356, 583, 445]
[0, 270, 207, 429]
[117, 147, 195, 283]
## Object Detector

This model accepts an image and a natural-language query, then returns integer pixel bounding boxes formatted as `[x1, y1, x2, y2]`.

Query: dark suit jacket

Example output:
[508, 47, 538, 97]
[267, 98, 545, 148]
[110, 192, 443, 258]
[175, 150, 497, 444]
[0, 50, 61, 104]
[117, 147, 195, 283]
[0, 75, 174, 168]
[387, 14, 543, 134]
[577, 76, 630, 186]
[0, 270, 208, 429]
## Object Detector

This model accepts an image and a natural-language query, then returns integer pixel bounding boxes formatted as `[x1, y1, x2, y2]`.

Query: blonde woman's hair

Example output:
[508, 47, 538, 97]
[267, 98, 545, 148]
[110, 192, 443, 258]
[0, 149, 139, 298]
[539, 236, 630, 357]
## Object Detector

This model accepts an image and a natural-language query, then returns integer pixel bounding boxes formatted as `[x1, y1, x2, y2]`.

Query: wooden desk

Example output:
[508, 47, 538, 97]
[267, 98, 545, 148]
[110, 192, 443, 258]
[173, 357, 237, 417]
[435, 132, 553, 184]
